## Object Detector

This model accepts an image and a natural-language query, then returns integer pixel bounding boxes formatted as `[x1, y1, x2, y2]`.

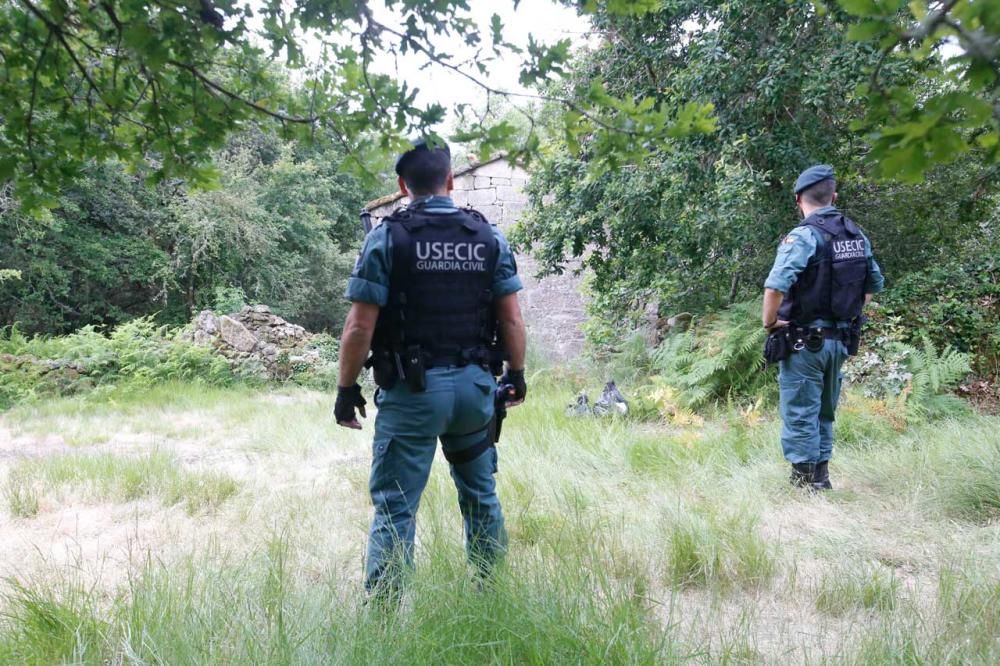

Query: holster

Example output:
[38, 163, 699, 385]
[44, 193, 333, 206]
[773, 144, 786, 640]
[846, 315, 866, 356]
[763, 329, 792, 366]
[366, 349, 399, 390]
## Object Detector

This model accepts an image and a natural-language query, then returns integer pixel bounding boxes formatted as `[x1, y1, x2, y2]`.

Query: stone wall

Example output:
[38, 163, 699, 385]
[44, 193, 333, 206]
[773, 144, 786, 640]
[368, 158, 588, 361]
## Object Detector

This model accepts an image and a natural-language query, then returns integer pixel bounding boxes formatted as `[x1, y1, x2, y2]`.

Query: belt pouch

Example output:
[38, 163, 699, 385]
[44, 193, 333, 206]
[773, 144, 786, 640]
[404, 345, 426, 392]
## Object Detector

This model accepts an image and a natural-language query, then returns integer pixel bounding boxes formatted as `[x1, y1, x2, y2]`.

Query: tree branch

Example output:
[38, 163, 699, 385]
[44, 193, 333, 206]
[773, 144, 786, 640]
[362, 11, 639, 137]
[167, 60, 318, 124]
[20, 0, 101, 96]
[26, 29, 54, 175]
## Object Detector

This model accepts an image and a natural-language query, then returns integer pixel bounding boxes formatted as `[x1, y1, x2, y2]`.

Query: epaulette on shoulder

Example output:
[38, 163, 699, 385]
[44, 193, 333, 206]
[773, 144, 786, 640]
[463, 206, 491, 225]
[382, 206, 411, 223]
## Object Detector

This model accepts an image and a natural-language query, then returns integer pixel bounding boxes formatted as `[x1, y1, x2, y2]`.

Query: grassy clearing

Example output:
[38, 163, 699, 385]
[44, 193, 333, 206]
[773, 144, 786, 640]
[663, 504, 777, 591]
[0, 379, 998, 662]
[814, 562, 899, 616]
[4, 451, 239, 517]
[0, 528, 674, 665]
[854, 561, 1000, 664]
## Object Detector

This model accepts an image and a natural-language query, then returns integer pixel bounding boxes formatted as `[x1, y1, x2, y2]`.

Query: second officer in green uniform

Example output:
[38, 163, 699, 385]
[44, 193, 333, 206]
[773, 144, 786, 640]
[334, 139, 528, 597]
[762, 165, 885, 490]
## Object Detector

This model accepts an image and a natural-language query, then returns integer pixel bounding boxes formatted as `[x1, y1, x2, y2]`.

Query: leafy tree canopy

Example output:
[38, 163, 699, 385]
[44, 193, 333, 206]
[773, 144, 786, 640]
[513, 0, 998, 335]
[0, 129, 368, 334]
[0, 0, 721, 212]
[831, 0, 1000, 181]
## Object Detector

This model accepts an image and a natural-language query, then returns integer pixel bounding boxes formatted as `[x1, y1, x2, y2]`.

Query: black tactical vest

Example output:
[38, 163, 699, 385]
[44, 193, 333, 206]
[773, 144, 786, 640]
[372, 206, 499, 365]
[777, 211, 869, 325]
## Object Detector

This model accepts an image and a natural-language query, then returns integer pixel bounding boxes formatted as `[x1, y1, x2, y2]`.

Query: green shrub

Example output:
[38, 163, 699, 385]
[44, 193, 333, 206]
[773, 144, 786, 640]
[843, 335, 972, 424]
[872, 251, 999, 377]
[211, 285, 249, 315]
[651, 299, 772, 408]
[0, 318, 234, 409]
[286, 332, 340, 390]
[898, 336, 972, 418]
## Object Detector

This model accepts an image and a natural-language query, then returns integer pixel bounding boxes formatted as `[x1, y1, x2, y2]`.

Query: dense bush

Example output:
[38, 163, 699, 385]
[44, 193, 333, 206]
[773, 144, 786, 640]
[0, 130, 369, 336]
[0, 319, 233, 409]
[869, 251, 999, 377]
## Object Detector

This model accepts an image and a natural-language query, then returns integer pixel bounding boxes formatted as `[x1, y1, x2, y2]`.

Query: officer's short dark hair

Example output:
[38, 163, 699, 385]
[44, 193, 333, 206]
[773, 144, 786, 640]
[800, 179, 836, 206]
[399, 148, 452, 195]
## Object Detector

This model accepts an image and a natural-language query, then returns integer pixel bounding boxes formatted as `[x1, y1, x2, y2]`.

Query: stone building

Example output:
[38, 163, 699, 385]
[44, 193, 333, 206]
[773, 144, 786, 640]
[366, 156, 587, 361]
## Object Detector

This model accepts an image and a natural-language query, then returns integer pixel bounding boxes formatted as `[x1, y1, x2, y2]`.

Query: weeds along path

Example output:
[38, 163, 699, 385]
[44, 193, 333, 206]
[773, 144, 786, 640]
[0, 380, 998, 663]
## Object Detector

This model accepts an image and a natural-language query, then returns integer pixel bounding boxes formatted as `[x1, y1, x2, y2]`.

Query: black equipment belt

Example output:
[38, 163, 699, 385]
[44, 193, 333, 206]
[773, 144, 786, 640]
[425, 348, 491, 369]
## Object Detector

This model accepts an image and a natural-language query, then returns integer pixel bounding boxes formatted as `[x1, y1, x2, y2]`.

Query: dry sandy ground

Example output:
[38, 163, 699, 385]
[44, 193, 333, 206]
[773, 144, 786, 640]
[0, 391, 375, 592]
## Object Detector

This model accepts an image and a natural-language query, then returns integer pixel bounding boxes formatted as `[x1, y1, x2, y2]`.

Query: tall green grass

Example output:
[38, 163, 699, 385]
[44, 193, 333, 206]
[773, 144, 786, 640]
[0, 527, 679, 665]
[663, 504, 777, 591]
[853, 562, 1000, 664]
[2, 378, 999, 663]
[4, 451, 238, 517]
[814, 563, 899, 616]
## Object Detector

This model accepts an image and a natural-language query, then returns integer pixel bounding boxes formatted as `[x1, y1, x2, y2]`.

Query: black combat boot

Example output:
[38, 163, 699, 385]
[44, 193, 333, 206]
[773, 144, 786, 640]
[789, 462, 815, 488]
[812, 460, 833, 491]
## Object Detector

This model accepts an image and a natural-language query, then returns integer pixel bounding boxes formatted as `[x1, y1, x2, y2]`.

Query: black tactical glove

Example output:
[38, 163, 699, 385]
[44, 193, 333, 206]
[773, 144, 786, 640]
[500, 368, 526, 405]
[335, 384, 367, 428]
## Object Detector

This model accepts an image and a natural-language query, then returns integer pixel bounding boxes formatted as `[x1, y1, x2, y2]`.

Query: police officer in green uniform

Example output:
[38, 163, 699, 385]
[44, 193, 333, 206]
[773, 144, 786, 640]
[334, 139, 527, 596]
[762, 165, 885, 490]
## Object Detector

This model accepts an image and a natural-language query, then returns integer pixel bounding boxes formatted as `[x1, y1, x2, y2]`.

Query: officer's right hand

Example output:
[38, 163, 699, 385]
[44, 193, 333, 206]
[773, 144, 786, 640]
[766, 319, 790, 334]
[335, 384, 367, 429]
[500, 368, 526, 407]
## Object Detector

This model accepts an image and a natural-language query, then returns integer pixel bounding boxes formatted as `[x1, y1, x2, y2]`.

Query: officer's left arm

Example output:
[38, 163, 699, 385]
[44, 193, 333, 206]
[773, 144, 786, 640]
[864, 234, 885, 300]
[491, 227, 524, 299]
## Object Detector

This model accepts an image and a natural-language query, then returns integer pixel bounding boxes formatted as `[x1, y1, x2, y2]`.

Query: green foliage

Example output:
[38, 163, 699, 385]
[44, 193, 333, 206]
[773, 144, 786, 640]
[0, 0, 720, 212]
[651, 300, 771, 407]
[896, 335, 972, 418]
[0, 130, 366, 334]
[872, 250, 1000, 376]
[286, 333, 341, 391]
[515, 0, 998, 331]
[211, 285, 248, 315]
[833, 0, 1000, 181]
[0, 318, 233, 409]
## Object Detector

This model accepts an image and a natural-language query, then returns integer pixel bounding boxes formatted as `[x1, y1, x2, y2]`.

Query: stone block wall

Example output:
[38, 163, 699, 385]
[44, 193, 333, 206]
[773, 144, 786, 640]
[368, 158, 588, 361]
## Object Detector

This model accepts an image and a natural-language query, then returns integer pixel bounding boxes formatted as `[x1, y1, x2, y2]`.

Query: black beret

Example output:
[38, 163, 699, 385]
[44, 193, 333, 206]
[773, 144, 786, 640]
[794, 164, 835, 194]
[394, 138, 451, 177]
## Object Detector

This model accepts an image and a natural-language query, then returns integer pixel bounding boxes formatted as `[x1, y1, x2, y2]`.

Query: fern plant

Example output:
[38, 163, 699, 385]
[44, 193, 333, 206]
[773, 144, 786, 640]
[652, 299, 771, 408]
[894, 335, 972, 419]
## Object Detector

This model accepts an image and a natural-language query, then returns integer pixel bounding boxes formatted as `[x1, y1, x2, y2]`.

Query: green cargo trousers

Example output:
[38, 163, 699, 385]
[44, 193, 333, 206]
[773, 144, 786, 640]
[365, 364, 507, 592]
[778, 338, 849, 464]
